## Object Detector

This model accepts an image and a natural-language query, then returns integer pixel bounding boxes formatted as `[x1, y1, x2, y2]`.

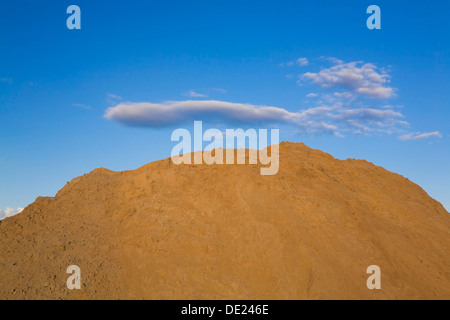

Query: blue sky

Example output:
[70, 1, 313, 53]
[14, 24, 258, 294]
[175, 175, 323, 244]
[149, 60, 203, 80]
[1, 0, 449, 217]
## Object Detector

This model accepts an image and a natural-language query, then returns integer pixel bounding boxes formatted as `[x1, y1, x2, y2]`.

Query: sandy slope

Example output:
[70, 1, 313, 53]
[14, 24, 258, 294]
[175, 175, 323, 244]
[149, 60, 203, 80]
[0, 142, 449, 300]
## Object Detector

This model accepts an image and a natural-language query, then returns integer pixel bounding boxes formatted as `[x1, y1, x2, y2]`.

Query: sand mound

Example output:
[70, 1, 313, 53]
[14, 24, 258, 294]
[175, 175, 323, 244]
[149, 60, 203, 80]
[0, 142, 449, 299]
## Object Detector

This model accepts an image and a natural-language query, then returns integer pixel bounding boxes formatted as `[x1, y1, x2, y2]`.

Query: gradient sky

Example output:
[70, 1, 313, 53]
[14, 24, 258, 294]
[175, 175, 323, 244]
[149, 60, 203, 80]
[1, 0, 449, 217]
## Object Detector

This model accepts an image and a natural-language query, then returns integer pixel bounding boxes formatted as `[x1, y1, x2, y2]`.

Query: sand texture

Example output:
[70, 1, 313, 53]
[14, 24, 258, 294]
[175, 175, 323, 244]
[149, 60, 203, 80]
[0, 142, 449, 300]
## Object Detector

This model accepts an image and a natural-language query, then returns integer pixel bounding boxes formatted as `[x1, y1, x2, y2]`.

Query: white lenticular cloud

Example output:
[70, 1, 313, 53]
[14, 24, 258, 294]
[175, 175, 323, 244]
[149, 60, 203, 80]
[105, 99, 406, 136]
[399, 131, 442, 141]
[0, 207, 24, 220]
[301, 60, 395, 99]
[105, 100, 304, 127]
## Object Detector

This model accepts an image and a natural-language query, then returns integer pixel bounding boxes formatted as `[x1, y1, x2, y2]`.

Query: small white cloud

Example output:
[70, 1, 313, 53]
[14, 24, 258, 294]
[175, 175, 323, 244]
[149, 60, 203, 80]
[297, 57, 309, 66]
[210, 88, 227, 94]
[108, 93, 122, 100]
[106, 93, 123, 104]
[0, 77, 13, 84]
[184, 88, 226, 97]
[306, 93, 318, 98]
[399, 131, 442, 141]
[0, 207, 24, 220]
[333, 92, 354, 99]
[72, 103, 92, 110]
[185, 90, 208, 98]
[319, 56, 344, 65]
[301, 60, 395, 99]
[381, 105, 403, 109]
[280, 57, 309, 67]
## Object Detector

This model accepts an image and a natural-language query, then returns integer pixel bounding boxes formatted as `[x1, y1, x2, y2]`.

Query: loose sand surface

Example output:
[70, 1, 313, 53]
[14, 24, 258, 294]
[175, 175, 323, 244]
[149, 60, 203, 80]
[1, 142, 449, 299]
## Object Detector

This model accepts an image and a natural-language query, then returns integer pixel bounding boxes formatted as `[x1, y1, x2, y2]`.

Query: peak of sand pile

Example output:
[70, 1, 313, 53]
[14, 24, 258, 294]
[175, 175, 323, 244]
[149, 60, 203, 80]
[0, 142, 449, 300]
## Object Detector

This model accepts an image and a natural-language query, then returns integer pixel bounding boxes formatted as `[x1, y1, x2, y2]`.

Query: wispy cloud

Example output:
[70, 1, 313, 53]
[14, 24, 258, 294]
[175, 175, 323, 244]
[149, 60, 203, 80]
[333, 92, 354, 100]
[183, 88, 227, 98]
[0, 207, 24, 220]
[306, 93, 318, 98]
[280, 57, 309, 67]
[211, 88, 227, 94]
[72, 103, 92, 110]
[185, 90, 208, 98]
[319, 56, 344, 65]
[104, 99, 406, 136]
[0, 77, 13, 84]
[108, 93, 122, 100]
[296, 57, 309, 66]
[300, 60, 395, 99]
[106, 93, 123, 105]
[399, 131, 442, 141]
